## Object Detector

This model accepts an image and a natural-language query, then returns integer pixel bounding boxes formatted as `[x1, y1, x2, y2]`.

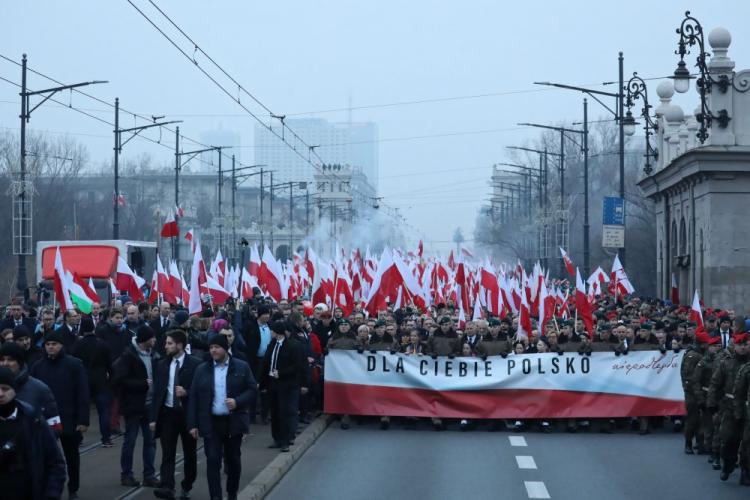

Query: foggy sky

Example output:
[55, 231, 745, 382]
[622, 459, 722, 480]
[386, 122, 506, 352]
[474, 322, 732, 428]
[2, 0, 749, 253]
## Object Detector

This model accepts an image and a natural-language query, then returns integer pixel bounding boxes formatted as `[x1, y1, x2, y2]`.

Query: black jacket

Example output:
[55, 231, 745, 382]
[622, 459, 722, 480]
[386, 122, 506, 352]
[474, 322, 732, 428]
[241, 313, 262, 359]
[188, 357, 257, 438]
[258, 337, 309, 391]
[111, 343, 159, 417]
[96, 321, 131, 361]
[56, 323, 79, 349]
[6, 401, 67, 500]
[149, 317, 172, 356]
[14, 366, 60, 426]
[30, 350, 90, 433]
[149, 352, 202, 436]
[72, 333, 113, 394]
[0, 316, 36, 332]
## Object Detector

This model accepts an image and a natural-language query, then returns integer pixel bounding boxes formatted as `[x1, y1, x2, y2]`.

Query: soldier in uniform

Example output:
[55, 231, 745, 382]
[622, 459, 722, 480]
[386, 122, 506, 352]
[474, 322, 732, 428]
[481, 319, 510, 357]
[733, 346, 750, 485]
[427, 317, 459, 357]
[326, 320, 358, 430]
[693, 334, 721, 457]
[681, 333, 706, 454]
[707, 332, 749, 480]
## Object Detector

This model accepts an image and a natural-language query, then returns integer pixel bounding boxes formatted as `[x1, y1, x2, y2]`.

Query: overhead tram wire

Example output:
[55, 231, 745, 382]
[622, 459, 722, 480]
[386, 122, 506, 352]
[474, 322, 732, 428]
[0, 53, 252, 172]
[124, 0, 408, 223]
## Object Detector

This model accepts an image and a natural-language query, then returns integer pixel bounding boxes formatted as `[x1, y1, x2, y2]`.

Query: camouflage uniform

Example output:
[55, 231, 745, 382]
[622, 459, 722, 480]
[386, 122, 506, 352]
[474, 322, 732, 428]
[708, 350, 749, 476]
[680, 344, 705, 452]
[693, 350, 718, 456]
[733, 362, 750, 484]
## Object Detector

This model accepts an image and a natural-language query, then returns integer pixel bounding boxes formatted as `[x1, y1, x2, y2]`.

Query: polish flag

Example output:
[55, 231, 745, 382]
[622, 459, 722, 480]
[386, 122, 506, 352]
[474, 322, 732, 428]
[560, 247, 575, 277]
[188, 241, 206, 315]
[180, 269, 190, 307]
[87, 278, 99, 303]
[690, 290, 704, 330]
[175, 205, 185, 218]
[115, 257, 145, 302]
[109, 278, 118, 298]
[575, 268, 594, 338]
[334, 260, 354, 317]
[168, 260, 182, 304]
[204, 274, 231, 304]
[457, 300, 467, 329]
[148, 270, 160, 305]
[258, 246, 286, 302]
[517, 287, 532, 340]
[156, 257, 176, 304]
[538, 281, 555, 330]
[184, 228, 196, 252]
[670, 273, 680, 305]
[240, 267, 256, 300]
[472, 294, 484, 321]
[160, 210, 179, 238]
[248, 245, 261, 277]
[53, 247, 74, 313]
[417, 240, 424, 258]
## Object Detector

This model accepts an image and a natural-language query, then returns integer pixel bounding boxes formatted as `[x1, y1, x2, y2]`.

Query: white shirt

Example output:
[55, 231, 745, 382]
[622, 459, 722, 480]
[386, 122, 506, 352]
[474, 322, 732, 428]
[721, 330, 730, 349]
[270, 338, 284, 375]
[166, 352, 186, 408]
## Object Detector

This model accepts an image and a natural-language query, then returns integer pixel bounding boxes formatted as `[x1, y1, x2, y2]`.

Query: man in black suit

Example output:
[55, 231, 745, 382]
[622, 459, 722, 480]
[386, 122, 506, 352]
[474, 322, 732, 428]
[0, 301, 36, 332]
[150, 330, 201, 500]
[188, 335, 256, 500]
[57, 309, 81, 349]
[259, 321, 309, 453]
[149, 302, 173, 356]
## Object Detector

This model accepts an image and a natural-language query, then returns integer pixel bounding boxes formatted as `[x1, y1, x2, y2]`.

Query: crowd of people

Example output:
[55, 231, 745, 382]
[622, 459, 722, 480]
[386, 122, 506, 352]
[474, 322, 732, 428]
[0, 288, 747, 499]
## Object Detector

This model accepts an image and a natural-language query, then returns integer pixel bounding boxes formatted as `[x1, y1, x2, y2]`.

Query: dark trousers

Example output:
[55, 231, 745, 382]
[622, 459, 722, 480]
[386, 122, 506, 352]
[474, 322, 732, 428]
[269, 384, 299, 446]
[253, 357, 270, 421]
[93, 387, 112, 442]
[204, 416, 242, 499]
[121, 413, 156, 479]
[59, 432, 82, 493]
[158, 407, 198, 492]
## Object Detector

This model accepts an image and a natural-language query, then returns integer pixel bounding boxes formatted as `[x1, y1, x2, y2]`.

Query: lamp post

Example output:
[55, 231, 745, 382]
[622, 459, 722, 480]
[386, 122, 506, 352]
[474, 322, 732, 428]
[534, 52, 626, 267]
[519, 116, 590, 275]
[671, 11, 749, 143]
[622, 73, 659, 176]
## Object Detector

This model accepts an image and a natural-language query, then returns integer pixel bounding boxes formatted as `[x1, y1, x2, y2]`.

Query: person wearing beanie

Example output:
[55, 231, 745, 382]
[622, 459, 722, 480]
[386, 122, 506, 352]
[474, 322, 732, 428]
[259, 319, 307, 453]
[12, 324, 41, 366]
[30, 328, 90, 499]
[71, 316, 114, 448]
[0, 365, 66, 500]
[188, 322, 256, 500]
[111, 324, 160, 487]
[0, 342, 60, 433]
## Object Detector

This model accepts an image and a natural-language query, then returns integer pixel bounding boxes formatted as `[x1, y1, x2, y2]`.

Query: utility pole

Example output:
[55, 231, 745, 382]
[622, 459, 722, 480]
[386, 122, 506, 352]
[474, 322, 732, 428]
[559, 129, 565, 211]
[270, 171, 274, 253]
[113, 102, 180, 239]
[583, 98, 591, 276]
[16, 54, 105, 298]
[260, 167, 264, 249]
[231, 155, 236, 262]
[618, 51, 626, 267]
[175, 142, 216, 260]
[217, 147, 223, 255]
[305, 186, 310, 236]
[289, 182, 293, 260]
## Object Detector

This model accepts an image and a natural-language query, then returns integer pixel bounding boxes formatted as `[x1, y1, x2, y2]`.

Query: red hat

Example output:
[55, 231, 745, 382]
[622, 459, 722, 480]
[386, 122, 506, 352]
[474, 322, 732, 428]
[695, 331, 711, 344]
[732, 332, 749, 344]
[706, 335, 721, 346]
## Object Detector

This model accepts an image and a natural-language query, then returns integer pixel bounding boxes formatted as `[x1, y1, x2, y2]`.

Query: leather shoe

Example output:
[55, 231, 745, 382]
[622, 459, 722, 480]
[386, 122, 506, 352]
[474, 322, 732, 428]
[143, 477, 161, 488]
[720, 471, 730, 481]
[179, 490, 191, 500]
[121, 476, 141, 487]
[684, 443, 694, 455]
[153, 488, 176, 499]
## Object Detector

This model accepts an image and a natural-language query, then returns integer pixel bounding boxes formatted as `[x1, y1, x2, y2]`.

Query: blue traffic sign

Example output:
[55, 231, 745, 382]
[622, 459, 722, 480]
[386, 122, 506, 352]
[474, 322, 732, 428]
[603, 197, 625, 225]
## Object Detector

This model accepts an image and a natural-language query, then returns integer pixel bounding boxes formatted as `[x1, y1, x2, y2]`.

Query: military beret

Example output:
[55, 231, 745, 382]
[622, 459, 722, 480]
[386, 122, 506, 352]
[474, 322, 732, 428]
[641, 322, 653, 331]
[685, 321, 697, 328]
[374, 320, 385, 327]
[488, 318, 501, 326]
[732, 332, 749, 344]
[338, 319, 350, 326]
[598, 324, 612, 332]
[439, 317, 452, 325]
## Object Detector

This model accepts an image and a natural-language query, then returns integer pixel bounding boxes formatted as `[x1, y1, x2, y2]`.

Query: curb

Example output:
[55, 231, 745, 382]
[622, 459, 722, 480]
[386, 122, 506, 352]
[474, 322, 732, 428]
[238, 414, 333, 500]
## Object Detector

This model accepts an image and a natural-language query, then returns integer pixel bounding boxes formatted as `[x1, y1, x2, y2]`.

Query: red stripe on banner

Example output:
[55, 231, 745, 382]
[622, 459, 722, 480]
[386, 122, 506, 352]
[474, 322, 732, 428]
[324, 382, 685, 418]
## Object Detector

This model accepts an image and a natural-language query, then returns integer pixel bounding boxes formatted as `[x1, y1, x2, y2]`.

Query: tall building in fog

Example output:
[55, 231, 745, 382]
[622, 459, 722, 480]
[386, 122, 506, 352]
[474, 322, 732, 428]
[254, 118, 379, 190]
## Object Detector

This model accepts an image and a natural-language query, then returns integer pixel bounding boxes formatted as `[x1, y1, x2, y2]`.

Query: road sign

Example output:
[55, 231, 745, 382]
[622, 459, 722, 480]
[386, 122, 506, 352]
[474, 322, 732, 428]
[603, 197, 625, 226]
[602, 225, 625, 248]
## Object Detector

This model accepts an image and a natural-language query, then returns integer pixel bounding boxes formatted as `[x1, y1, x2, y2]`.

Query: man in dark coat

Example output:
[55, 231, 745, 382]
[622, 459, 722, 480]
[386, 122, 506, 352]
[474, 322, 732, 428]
[149, 302, 173, 356]
[259, 321, 309, 452]
[188, 334, 256, 500]
[30, 330, 89, 500]
[96, 307, 130, 361]
[72, 317, 114, 447]
[150, 330, 202, 500]
[111, 325, 160, 487]
[0, 366, 67, 500]
[0, 342, 60, 432]
[55, 309, 81, 349]
[12, 325, 41, 366]
[0, 301, 36, 332]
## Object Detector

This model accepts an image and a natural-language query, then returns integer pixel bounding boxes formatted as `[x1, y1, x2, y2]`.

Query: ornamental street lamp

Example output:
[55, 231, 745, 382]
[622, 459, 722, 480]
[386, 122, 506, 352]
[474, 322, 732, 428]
[623, 72, 658, 175]
[671, 11, 749, 142]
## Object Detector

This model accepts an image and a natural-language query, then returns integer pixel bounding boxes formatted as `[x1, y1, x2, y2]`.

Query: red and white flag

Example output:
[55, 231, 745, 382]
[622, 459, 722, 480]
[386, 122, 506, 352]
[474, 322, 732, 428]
[670, 273, 680, 305]
[690, 290, 704, 330]
[53, 247, 74, 313]
[258, 246, 286, 302]
[575, 268, 594, 338]
[560, 247, 575, 277]
[204, 274, 231, 304]
[115, 256, 145, 302]
[188, 240, 206, 315]
[160, 210, 179, 238]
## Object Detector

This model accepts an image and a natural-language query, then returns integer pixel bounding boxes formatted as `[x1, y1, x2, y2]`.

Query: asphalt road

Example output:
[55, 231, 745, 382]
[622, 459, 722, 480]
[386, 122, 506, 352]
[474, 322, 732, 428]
[267, 421, 749, 500]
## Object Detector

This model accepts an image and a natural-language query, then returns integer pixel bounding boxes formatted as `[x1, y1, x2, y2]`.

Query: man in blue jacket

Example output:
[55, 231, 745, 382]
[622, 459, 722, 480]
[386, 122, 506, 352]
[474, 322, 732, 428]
[188, 334, 256, 500]
[30, 330, 89, 500]
[0, 366, 67, 500]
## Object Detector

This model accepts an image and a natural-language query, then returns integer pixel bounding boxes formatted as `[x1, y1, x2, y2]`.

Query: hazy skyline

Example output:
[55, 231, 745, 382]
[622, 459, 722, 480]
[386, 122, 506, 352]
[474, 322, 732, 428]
[3, 1, 750, 253]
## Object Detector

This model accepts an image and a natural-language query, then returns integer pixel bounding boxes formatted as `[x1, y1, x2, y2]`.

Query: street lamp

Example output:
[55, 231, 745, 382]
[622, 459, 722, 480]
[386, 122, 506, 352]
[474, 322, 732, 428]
[672, 11, 747, 142]
[623, 72, 658, 175]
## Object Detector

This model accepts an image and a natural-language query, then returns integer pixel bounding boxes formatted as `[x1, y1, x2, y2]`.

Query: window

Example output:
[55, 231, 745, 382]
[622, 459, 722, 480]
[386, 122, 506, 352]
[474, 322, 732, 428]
[679, 217, 687, 255]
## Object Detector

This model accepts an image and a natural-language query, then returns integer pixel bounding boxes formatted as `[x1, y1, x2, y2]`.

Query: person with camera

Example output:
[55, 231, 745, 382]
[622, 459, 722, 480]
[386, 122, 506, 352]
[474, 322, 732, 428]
[0, 366, 66, 500]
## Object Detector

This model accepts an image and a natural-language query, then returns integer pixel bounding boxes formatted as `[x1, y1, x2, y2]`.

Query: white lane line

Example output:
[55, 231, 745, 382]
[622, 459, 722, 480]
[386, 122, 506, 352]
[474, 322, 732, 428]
[524, 481, 550, 499]
[508, 435, 527, 447]
[515, 455, 537, 470]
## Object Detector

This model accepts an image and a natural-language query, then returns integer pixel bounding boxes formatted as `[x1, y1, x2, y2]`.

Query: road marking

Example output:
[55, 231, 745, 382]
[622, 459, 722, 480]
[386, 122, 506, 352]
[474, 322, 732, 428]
[509, 435, 527, 447]
[524, 481, 550, 499]
[515, 455, 537, 469]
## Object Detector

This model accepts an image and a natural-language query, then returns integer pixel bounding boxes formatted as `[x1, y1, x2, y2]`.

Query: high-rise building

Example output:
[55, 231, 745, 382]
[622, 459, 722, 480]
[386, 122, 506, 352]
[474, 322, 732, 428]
[254, 118, 379, 190]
